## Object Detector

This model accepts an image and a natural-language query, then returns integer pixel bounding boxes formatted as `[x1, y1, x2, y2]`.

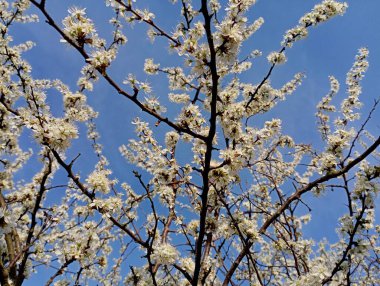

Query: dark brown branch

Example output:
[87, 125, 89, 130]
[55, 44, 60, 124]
[223, 136, 380, 285]
[114, 0, 181, 46]
[322, 196, 368, 284]
[50, 149, 148, 248]
[16, 153, 53, 285]
[28, 0, 206, 142]
[173, 264, 193, 283]
[245, 47, 285, 109]
[344, 97, 379, 163]
[133, 171, 158, 286]
[260, 136, 380, 233]
[192, 1, 219, 285]
[44, 257, 76, 286]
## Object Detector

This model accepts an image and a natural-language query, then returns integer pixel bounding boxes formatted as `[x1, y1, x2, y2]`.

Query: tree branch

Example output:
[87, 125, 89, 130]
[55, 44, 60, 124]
[223, 136, 380, 285]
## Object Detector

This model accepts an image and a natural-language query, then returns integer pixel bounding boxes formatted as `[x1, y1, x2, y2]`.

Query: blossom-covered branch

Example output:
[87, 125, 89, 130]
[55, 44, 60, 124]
[0, 0, 379, 285]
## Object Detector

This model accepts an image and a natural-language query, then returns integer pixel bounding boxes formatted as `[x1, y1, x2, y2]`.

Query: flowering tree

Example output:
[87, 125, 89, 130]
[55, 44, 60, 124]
[0, 0, 379, 285]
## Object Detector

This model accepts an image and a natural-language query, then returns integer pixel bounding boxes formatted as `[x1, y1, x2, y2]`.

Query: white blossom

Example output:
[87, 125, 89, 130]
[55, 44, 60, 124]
[151, 243, 179, 265]
[267, 51, 287, 65]
[1, 1, 379, 285]
[144, 58, 160, 75]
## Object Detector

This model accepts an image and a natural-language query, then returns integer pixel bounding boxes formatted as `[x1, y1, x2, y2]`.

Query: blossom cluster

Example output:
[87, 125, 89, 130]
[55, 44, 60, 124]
[0, 0, 379, 285]
[282, 0, 347, 47]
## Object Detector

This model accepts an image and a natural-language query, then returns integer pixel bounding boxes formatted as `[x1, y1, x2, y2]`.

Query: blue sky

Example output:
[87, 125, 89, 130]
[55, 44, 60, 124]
[9, 0, 380, 284]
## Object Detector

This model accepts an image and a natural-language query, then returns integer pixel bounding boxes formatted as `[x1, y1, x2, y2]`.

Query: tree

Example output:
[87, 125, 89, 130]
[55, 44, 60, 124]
[0, 0, 379, 285]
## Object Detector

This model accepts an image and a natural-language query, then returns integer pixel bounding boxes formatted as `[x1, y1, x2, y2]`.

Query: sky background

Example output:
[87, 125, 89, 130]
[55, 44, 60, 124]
[8, 0, 380, 284]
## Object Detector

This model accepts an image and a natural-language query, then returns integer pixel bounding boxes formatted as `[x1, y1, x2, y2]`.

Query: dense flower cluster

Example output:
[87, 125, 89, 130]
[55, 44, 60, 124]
[62, 7, 97, 47]
[267, 51, 287, 65]
[151, 243, 179, 265]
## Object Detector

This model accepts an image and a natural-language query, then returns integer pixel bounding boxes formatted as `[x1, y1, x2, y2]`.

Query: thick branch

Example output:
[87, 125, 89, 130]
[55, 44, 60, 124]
[192, 1, 219, 285]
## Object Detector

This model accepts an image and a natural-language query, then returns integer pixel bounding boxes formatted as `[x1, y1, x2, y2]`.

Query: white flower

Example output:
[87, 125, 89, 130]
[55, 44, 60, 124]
[86, 168, 114, 194]
[87, 49, 116, 71]
[165, 131, 180, 150]
[34, 118, 78, 150]
[299, 0, 347, 26]
[143, 95, 166, 114]
[282, 26, 309, 47]
[267, 51, 287, 65]
[140, 9, 155, 21]
[210, 0, 221, 12]
[282, 0, 347, 47]
[62, 7, 96, 46]
[168, 93, 190, 104]
[63, 91, 96, 121]
[144, 58, 159, 75]
[151, 243, 179, 265]
[180, 257, 195, 272]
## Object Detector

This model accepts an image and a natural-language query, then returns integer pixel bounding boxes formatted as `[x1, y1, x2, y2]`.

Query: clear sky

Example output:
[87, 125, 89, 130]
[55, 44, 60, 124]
[9, 0, 380, 284]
